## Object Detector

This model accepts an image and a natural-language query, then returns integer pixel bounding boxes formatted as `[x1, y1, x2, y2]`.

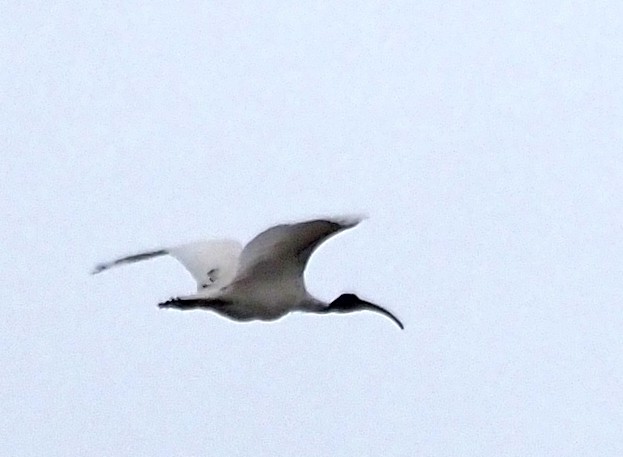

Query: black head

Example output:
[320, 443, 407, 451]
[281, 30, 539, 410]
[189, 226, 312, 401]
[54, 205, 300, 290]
[327, 293, 404, 330]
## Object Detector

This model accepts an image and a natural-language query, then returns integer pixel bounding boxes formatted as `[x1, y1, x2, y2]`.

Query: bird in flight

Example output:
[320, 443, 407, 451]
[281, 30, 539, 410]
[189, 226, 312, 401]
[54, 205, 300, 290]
[92, 216, 403, 329]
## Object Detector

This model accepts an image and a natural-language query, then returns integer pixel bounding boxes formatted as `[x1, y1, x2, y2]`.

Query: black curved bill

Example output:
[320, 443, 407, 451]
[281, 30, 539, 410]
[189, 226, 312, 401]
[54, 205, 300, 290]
[360, 300, 404, 330]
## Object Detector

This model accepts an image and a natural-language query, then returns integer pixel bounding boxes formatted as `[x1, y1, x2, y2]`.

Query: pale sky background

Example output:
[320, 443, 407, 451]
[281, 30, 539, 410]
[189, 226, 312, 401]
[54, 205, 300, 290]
[1, 1, 622, 456]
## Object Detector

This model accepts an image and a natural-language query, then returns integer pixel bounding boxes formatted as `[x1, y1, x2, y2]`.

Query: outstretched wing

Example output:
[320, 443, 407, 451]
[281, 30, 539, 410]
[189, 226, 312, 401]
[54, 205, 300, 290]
[168, 240, 243, 290]
[234, 216, 365, 281]
[92, 239, 243, 291]
[92, 249, 169, 274]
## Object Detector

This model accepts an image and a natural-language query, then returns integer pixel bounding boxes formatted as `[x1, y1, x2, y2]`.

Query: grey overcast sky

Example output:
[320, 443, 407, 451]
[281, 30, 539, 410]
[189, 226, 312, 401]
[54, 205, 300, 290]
[1, 1, 622, 456]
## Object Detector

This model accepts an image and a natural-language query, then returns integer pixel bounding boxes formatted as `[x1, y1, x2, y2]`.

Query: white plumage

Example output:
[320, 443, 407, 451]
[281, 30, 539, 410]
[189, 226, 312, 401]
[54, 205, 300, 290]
[93, 216, 403, 329]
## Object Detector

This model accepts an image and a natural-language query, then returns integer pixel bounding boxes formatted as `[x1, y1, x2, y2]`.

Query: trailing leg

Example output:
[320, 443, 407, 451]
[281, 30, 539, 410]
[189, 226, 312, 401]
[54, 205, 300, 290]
[158, 297, 230, 311]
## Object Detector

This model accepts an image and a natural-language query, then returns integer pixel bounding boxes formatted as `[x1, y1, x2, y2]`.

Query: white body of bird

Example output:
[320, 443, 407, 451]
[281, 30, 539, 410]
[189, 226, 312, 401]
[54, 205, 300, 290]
[93, 216, 403, 329]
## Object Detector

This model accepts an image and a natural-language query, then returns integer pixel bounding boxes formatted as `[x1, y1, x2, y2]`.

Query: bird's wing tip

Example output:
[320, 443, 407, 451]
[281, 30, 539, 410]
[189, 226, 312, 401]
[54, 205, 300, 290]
[334, 214, 368, 228]
[90, 263, 109, 275]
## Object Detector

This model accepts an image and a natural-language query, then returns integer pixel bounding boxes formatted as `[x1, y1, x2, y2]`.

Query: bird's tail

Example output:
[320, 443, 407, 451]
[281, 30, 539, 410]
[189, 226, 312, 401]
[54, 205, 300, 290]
[91, 248, 169, 275]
